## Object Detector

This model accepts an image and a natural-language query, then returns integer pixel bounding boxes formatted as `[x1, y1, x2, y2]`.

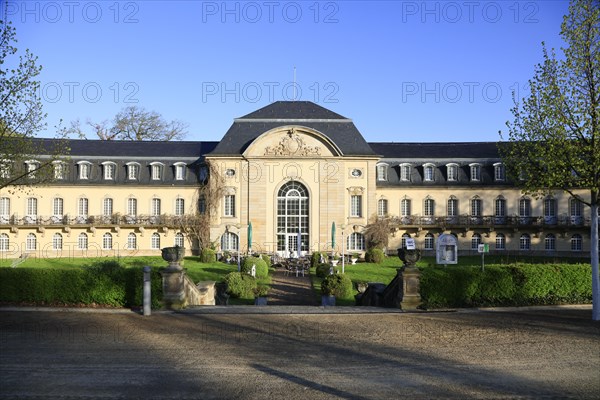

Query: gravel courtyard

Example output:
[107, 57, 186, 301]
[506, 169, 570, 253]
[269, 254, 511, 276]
[1, 306, 598, 399]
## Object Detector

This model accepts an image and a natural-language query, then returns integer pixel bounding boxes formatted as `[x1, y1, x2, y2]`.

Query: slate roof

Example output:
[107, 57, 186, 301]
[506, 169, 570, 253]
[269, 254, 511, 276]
[30, 138, 219, 158]
[368, 142, 502, 160]
[208, 101, 378, 157]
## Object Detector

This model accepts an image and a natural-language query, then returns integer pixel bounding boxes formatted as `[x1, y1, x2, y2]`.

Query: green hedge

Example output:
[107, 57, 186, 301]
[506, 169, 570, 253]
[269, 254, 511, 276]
[420, 263, 592, 309]
[200, 248, 217, 263]
[0, 261, 163, 309]
[365, 248, 385, 264]
[322, 274, 353, 298]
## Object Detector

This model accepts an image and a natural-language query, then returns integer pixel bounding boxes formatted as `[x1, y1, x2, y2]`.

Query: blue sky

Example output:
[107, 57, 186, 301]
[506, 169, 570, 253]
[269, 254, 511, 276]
[5, 0, 570, 142]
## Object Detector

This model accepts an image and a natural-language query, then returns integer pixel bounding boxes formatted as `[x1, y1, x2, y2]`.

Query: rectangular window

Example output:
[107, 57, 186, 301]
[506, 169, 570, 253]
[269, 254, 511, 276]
[570, 199, 582, 216]
[26, 162, 39, 178]
[424, 199, 434, 216]
[152, 198, 161, 216]
[175, 164, 185, 180]
[424, 165, 434, 182]
[447, 165, 458, 181]
[400, 165, 411, 181]
[544, 198, 556, 217]
[350, 195, 362, 217]
[376, 165, 387, 181]
[54, 163, 65, 180]
[103, 198, 113, 216]
[471, 199, 482, 216]
[494, 164, 505, 181]
[53, 198, 64, 217]
[470, 164, 481, 181]
[447, 198, 458, 216]
[128, 164, 140, 180]
[495, 199, 506, 217]
[199, 196, 207, 214]
[519, 199, 531, 217]
[224, 195, 235, 217]
[175, 198, 185, 216]
[27, 197, 38, 217]
[401, 199, 411, 216]
[377, 199, 388, 217]
[79, 163, 90, 180]
[104, 163, 115, 180]
[0, 197, 10, 218]
[127, 198, 137, 216]
[78, 198, 88, 217]
[151, 165, 162, 180]
[0, 161, 10, 179]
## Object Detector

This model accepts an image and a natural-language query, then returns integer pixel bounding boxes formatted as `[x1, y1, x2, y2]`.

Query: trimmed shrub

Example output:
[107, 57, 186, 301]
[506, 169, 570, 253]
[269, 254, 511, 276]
[321, 273, 353, 298]
[200, 248, 217, 263]
[365, 248, 385, 264]
[316, 263, 339, 278]
[224, 272, 257, 298]
[260, 254, 272, 269]
[311, 252, 322, 269]
[241, 256, 268, 279]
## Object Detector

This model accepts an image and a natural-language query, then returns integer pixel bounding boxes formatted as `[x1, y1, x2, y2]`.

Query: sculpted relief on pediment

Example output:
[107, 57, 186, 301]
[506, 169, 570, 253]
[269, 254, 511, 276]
[263, 128, 322, 157]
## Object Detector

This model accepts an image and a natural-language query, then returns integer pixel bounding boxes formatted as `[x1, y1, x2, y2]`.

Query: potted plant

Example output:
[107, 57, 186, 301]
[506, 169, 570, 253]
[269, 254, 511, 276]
[330, 254, 340, 267]
[253, 285, 269, 305]
[351, 253, 360, 265]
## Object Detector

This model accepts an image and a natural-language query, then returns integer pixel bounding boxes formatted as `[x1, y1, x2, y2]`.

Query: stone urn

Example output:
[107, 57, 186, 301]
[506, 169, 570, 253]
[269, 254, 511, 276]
[162, 245, 185, 270]
[397, 248, 421, 267]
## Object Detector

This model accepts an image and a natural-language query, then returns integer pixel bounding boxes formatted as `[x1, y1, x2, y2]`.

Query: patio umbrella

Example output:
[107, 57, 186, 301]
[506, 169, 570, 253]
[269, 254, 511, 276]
[247, 221, 252, 252]
[297, 226, 302, 258]
[331, 222, 336, 249]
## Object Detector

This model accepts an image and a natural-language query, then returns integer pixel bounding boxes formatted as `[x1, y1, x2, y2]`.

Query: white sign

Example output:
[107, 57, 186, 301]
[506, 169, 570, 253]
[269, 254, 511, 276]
[405, 238, 416, 250]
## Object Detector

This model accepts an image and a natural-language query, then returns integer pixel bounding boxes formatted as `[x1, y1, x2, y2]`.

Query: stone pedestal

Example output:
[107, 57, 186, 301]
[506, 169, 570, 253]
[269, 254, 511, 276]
[160, 269, 188, 310]
[397, 248, 422, 310]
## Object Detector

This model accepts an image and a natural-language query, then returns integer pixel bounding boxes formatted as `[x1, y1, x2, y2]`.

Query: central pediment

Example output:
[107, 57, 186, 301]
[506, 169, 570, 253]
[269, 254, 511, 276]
[243, 126, 342, 158]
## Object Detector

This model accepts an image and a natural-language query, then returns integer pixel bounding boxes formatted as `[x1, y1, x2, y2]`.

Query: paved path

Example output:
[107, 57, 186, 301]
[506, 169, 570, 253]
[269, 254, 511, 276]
[1, 306, 598, 399]
[267, 268, 318, 306]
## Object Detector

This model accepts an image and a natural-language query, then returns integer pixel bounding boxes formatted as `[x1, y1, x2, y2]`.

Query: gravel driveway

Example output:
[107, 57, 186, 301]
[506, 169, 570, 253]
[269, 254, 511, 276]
[1, 306, 598, 399]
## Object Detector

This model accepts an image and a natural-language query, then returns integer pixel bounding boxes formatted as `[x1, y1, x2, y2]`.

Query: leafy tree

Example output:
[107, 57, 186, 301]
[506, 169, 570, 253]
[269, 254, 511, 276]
[0, 18, 67, 190]
[71, 106, 188, 141]
[500, 0, 599, 319]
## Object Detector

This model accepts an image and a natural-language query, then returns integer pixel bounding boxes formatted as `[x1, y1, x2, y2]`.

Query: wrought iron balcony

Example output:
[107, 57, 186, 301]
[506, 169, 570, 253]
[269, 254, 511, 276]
[394, 215, 589, 229]
[0, 214, 190, 228]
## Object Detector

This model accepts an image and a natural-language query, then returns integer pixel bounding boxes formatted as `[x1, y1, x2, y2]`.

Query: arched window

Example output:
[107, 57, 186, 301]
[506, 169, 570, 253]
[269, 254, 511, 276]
[78, 233, 88, 250]
[471, 233, 482, 250]
[424, 233, 434, 250]
[495, 233, 505, 250]
[175, 232, 185, 247]
[347, 232, 365, 251]
[26, 233, 37, 251]
[52, 233, 63, 250]
[127, 233, 137, 250]
[151, 233, 161, 249]
[519, 234, 531, 250]
[571, 234, 582, 251]
[0, 233, 9, 251]
[103, 233, 113, 250]
[276, 181, 309, 254]
[221, 232, 238, 251]
[545, 234, 556, 251]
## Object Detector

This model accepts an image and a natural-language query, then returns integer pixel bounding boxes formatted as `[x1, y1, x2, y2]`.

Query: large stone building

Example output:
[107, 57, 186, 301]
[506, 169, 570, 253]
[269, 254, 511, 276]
[0, 101, 593, 260]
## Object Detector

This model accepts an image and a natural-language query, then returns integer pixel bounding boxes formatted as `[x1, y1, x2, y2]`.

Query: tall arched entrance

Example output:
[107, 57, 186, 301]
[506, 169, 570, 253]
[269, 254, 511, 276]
[276, 181, 309, 257]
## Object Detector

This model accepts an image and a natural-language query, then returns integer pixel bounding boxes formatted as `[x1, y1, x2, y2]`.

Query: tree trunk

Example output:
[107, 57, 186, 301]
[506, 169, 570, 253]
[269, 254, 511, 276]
[591, 202, 599, 321]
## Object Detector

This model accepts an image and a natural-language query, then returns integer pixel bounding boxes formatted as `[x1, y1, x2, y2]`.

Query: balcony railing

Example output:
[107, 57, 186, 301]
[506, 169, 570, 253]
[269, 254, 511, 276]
[0, 214, 190, 227]
[393, 215, 589, 229]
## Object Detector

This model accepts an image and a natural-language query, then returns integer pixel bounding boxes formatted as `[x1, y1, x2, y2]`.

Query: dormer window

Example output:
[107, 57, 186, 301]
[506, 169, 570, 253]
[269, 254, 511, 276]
[77, 161, 91, 180]
[53, 161, 66, 180]
[400, 163, 412, 181]
[469, 163, 481, 182]
[423, 163, 435, 182]
[174, 162, 186, 180]
[127, 162, 140, 180]
[0, 160, 10, 179]
[494, 162, 505, 181]
[376, 164, 388, 181]
[102, 162, 116, 180]
[150, 162, 164, 181]
[446, 163, 458, 181]
[25, 160, 40, 179]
